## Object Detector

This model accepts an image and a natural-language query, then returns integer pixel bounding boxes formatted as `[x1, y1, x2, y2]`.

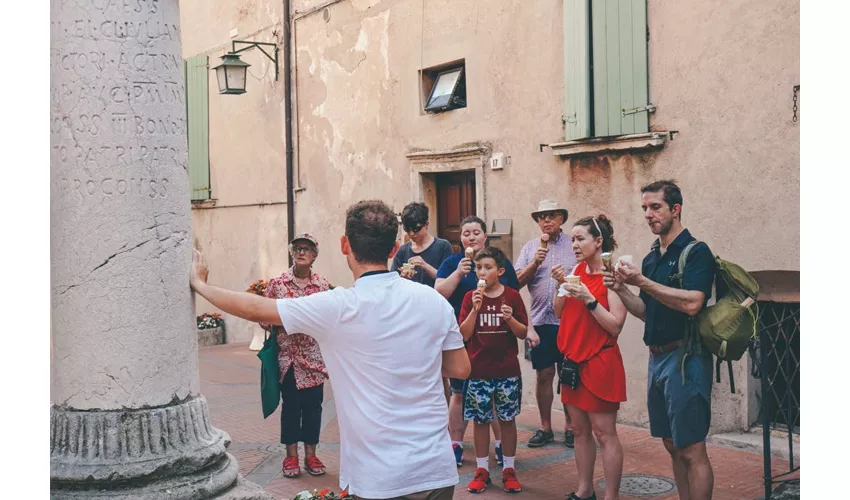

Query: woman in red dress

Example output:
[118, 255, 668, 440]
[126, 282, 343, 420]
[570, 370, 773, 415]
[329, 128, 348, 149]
[554, 215, 627, 500]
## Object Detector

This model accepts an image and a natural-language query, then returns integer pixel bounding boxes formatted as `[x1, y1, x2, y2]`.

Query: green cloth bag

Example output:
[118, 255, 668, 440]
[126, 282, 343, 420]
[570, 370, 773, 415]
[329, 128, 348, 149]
[257, 326, 281, 418]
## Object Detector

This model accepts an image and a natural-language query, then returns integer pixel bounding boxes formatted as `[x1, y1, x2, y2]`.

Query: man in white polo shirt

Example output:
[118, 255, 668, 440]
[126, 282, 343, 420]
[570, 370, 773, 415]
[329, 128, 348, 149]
[190, 200, 471, 500]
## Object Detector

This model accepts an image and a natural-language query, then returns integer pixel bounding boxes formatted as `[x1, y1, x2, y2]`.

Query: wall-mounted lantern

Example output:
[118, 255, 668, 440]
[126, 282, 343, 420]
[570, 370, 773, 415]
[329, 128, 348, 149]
[212, 40, 279, 95]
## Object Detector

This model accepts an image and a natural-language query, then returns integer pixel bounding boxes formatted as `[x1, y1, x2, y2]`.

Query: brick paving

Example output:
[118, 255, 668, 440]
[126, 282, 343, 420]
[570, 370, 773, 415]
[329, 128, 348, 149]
[200, 343, 794, 499]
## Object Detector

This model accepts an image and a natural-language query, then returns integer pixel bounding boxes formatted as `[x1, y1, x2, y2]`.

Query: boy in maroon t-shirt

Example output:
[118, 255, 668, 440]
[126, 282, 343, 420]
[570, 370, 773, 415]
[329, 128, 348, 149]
[459, 247, 529, 493]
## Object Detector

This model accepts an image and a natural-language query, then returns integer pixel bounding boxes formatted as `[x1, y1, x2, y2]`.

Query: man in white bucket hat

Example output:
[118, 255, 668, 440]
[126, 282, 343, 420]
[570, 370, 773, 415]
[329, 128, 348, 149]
[515, 199, 577, 448]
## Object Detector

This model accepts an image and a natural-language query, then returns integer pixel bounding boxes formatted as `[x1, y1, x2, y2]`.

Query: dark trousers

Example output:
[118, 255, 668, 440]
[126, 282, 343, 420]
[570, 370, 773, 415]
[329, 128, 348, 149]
[280, 366, 324, 445]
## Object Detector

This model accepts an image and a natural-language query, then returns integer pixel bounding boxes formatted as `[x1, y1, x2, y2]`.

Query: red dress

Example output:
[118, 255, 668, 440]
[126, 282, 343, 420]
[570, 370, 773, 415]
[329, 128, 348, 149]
[557, 261, 627, 413]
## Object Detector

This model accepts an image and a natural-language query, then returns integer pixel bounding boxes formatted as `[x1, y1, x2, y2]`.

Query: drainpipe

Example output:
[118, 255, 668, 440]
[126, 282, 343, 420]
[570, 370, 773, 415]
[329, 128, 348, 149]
[283, 0, 296, 267]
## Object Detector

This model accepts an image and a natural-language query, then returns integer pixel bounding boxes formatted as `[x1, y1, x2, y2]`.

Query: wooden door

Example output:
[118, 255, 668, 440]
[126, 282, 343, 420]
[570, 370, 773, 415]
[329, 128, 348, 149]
[436, 171, 477, 253]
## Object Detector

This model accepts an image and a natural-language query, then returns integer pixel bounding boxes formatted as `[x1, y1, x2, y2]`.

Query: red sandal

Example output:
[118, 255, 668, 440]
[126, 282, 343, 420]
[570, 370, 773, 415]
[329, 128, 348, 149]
[282, 456, 301, 478]
[304, 456, 326, 476]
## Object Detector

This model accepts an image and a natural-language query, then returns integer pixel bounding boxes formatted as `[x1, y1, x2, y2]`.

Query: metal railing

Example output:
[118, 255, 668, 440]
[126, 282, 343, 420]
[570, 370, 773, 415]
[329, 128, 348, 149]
[751, 300, 800, 498]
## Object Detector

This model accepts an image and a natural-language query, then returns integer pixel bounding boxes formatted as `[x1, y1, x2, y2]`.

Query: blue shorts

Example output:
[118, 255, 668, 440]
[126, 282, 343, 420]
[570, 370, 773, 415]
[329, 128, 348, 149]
[463, 377, 522, 424]
[647, 347, 713, 449]
[530, 324, 564, 370]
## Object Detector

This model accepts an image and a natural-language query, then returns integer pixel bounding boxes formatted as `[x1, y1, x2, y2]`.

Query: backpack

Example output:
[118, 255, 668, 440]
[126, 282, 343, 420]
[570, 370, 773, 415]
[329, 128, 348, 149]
[670, 240, 760, 393]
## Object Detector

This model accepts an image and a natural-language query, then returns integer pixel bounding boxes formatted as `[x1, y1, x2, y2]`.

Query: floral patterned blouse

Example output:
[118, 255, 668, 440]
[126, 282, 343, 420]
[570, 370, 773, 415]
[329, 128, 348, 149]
[260, 268, 330, 390]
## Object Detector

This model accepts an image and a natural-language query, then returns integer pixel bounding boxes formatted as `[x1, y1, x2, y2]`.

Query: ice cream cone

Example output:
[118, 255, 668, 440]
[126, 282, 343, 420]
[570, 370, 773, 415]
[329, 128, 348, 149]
[540, 233, 550, 249]
[601, 252, 613, 272]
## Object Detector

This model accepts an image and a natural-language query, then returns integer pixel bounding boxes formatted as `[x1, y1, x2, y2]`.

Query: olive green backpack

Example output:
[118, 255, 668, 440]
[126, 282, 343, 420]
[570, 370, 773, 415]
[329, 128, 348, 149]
[671, 241, 760, 393]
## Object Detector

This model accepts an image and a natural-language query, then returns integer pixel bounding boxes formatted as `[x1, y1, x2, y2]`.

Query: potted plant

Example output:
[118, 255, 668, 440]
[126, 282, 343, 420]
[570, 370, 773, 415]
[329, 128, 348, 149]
[197, 312, 225, 346]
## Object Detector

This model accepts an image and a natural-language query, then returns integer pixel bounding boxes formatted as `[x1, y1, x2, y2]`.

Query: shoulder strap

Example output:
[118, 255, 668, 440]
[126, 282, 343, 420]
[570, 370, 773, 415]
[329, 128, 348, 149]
[670, 240, 699, 289]
[677, 240, 700, 277]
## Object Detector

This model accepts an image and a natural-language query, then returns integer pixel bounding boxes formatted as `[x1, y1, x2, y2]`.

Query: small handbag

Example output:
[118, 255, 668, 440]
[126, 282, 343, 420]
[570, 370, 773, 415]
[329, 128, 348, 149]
[560, 358, 581, 390]
[257, 326, 282, 418]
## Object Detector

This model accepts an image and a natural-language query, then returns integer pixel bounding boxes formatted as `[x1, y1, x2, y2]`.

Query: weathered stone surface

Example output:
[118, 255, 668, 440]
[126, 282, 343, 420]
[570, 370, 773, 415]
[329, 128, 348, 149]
[50, 0, 269, 497]
[198, 327, 225, 347]
[50, 453, 238, 500]
[51, 0, 196, 411]
[50, 396, 228, 483]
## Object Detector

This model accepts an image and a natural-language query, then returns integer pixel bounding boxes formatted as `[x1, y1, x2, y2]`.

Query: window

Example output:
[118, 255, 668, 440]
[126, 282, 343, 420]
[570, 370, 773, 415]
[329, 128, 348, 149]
[564, 0, 650, 140]
[421, 61, 467, 113]
[185, 54, 211, 201]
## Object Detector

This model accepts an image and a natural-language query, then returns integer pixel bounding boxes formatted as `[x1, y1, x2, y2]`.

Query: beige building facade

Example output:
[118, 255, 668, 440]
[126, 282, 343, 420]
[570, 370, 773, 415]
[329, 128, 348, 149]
[179, 0, 799, 433]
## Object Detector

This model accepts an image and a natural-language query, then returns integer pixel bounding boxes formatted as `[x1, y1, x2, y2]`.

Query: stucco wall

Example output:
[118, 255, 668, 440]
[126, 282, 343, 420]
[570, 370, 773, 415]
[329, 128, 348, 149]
[179, 0, 799, 432]
[180, 0, 291, 343]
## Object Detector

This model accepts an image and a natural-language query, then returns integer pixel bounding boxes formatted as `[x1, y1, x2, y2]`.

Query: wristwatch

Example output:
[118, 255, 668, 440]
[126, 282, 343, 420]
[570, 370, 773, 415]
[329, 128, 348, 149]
[586, 300, 599, 311]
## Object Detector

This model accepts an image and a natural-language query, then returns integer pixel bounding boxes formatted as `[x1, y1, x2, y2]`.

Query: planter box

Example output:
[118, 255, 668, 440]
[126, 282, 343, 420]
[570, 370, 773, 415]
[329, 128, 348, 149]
[198, 326, 225, 347]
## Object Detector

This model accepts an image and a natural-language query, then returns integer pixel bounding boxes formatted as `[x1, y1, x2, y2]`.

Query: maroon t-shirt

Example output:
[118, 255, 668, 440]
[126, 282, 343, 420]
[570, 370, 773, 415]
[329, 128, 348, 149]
[459, 286, 528, 380]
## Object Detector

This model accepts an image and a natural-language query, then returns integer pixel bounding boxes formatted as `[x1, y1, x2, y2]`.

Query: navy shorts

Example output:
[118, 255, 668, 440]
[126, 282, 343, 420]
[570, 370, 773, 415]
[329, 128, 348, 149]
[449, 377, 466, 394]
[530, 324, 564, 371]
[647, 346, 713, 449]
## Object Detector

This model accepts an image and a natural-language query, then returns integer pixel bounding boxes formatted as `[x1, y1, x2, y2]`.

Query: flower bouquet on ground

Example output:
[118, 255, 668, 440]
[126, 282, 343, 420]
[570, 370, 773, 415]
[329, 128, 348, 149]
[292, 489, 348, 500]
[246, 279, 268, 296]
[197, 313, 224, 330]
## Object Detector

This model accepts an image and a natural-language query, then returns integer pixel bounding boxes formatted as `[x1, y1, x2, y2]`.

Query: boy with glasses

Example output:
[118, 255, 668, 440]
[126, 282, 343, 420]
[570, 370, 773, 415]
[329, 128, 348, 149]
[392, 202, 453, 288]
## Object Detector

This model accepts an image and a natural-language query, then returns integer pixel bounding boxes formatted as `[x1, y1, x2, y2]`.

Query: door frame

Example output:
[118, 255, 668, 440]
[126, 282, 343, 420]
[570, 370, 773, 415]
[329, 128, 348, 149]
[406, 145, 489, 235]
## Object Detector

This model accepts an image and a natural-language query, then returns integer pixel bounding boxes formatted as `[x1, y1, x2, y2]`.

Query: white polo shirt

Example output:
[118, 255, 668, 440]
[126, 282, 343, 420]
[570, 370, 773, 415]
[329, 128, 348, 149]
[276, 271, 463, 499]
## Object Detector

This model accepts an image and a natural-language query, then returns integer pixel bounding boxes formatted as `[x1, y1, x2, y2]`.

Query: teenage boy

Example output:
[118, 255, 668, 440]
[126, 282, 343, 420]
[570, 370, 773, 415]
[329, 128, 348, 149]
[391, 202, 453, 287]
[459, 247, 528, 493]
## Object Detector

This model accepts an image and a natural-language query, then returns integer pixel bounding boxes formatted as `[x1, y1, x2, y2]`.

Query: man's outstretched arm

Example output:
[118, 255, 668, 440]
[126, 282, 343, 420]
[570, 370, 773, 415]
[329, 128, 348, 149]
[190, 249, 281, 326]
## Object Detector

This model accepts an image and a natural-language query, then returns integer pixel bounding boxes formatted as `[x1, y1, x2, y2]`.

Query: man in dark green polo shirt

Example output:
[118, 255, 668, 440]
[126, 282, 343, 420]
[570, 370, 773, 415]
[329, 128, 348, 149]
[604, 180, 716, 500]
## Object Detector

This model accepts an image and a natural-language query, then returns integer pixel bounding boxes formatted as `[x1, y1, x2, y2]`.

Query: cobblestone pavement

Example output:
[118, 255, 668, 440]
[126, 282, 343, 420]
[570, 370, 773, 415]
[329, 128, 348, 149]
[200, 343, 794, 500]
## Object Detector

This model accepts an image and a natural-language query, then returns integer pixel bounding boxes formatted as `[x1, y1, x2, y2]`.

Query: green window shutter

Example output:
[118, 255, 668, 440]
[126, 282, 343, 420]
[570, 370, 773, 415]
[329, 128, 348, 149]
[591, 0, 649, 137]
[564, 0, 591, 141]
[185, 54, 210, 201]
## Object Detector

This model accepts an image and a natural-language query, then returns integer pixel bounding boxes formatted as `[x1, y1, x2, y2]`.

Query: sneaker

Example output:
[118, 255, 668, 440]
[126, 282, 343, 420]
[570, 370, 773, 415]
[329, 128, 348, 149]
[565, 430, 575, 449]
[452, 443, 464, 467]
[467, 468, 491, 493]
[495, 443, 504, 466]
[527, 429, 554, 448]
[502, 467, 522, 493]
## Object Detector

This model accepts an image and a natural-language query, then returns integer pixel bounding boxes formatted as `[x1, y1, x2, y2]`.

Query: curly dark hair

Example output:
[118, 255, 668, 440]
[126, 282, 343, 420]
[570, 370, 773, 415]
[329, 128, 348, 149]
[574, 214, 618, 252]
[345, 200, 399, 264]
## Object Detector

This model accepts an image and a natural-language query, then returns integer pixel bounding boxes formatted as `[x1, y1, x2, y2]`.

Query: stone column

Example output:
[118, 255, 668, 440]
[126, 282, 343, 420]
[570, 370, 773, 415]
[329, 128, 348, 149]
[50, 1, 268, 498]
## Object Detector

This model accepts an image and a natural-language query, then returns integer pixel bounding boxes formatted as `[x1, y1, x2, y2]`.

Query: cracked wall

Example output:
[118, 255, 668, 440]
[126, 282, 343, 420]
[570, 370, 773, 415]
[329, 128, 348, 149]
[290, 0, 799, 433]
[51, 0, 199, 410]
[179, 0, 799, 433]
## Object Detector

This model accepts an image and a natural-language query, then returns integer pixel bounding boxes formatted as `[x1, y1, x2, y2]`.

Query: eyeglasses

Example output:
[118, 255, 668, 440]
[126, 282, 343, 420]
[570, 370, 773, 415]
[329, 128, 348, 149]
[537, 212, 560, 221]
[292, 246, 314, 254]
[404, 224, 425, 233]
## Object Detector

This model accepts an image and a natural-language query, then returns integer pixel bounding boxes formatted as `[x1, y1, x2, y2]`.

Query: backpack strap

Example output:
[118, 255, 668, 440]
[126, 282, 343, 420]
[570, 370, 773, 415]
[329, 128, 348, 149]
[672, 240, 706, 385]
[669, 240, 699, 289]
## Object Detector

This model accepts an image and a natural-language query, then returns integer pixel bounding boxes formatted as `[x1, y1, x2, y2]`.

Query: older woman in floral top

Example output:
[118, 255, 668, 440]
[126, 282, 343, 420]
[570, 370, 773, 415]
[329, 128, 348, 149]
[260, 233, 331, 478]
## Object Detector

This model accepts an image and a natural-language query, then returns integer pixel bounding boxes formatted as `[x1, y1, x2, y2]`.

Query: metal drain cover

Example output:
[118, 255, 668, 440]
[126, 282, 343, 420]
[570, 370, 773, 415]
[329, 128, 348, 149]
[597, 474, 677, 497]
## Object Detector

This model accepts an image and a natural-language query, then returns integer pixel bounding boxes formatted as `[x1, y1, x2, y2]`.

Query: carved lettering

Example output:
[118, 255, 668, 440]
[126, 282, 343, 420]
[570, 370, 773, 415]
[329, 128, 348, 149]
[90, 0, 159, 15]
[56, 177, 169, 200]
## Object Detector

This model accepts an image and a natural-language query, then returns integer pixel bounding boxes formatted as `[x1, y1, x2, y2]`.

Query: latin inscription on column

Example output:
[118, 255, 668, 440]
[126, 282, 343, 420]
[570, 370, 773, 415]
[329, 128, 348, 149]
[50, 0, 188, 205]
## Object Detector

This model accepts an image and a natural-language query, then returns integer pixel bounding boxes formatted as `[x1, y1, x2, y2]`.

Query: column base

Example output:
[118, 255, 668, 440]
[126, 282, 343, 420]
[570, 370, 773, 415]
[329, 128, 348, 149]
[50, 396, 270, 499]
